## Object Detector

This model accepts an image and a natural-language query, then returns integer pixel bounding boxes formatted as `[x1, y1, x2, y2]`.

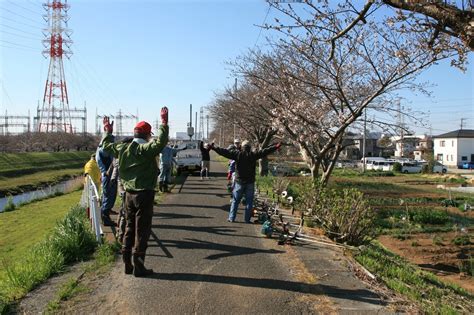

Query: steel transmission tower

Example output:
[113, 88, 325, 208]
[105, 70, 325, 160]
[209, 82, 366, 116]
[37, 0, 73, 133]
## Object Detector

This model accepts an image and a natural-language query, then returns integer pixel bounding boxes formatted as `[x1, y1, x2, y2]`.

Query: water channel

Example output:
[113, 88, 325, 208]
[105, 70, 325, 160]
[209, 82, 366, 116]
[0, 177, 84, 213]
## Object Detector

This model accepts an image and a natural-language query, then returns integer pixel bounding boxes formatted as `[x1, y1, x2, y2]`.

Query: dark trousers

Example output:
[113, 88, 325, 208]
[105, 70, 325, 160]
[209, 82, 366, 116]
[101, 174, 118, 216]
[123, 190, 155, 255]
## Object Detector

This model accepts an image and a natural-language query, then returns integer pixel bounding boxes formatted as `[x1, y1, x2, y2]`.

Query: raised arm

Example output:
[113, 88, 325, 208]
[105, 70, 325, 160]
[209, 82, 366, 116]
[101, 116, 120, 158]
[212, 145, 239, 160]
[254, 143, 281, 160]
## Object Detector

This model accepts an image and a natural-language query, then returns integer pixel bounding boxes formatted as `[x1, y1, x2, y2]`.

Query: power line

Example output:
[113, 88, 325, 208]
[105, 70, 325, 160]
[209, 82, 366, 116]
[0, 39, 38, 50]
[253, 4, 272, 49]
[6, 0, 43, 16]
[1, 7, 45, 27]
[0, 43, 37, 52]
[0, 19, 43, 34]
[0, 30, 42, 41]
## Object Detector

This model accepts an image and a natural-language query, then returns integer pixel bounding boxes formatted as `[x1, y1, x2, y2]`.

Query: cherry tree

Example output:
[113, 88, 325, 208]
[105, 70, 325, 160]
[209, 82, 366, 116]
[229, 1, 467, 184]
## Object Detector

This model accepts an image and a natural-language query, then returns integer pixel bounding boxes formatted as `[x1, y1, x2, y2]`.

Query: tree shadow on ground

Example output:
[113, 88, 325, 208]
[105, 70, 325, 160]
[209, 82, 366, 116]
[149, 272, 385, 306]
[148, 238, 285, 260]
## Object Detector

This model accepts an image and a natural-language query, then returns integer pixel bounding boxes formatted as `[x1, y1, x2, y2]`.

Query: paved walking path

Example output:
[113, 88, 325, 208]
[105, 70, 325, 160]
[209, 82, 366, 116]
[59, 156, 390, 314]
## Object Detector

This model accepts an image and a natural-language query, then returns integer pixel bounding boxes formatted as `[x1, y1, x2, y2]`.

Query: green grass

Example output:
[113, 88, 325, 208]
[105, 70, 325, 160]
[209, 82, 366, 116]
[0, 191, 82, 267]
[0, 151, 92, 178]
[356, 242, 473, 313]
[0, 204, 97, 312]
[45, 277, 89, 313]
[0, 168, 84, 197]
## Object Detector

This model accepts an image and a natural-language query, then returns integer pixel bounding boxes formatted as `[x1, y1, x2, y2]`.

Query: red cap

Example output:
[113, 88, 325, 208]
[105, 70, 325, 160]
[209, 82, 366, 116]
[134, 121, 153, 135]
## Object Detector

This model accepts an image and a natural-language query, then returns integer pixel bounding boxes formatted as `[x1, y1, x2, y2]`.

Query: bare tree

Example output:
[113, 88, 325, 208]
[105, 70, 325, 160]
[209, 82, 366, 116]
[231, 0, 465, 184]
[267, 0, 470, 67]
[210, 82, 278, 175]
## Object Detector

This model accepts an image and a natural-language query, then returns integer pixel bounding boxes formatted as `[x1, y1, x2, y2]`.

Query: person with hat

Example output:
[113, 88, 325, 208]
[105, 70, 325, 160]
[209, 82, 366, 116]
[100, 107, 169, 277]
[211, 140, 281, 223]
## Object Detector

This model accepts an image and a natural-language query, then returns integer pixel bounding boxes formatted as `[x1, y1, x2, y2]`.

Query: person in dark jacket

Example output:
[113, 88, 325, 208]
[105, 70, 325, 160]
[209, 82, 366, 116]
[101, 107, 169, 277]
[96, 136, 118, 226]
[212, 140, 281, 223]
[200, 141, 211, 179]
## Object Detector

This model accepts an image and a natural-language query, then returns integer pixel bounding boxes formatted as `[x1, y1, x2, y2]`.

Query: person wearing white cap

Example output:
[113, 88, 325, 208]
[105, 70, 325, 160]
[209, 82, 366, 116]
[211, 140, 281, 223]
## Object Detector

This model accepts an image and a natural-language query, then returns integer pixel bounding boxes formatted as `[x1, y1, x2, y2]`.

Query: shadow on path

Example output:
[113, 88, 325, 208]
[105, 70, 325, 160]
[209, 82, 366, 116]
[156, 204, 229, 212]
[148, 238, 285, 260]
[149, 273, 385, 306]
[151, 224, 260, 239]
[153, 211, 213, 220]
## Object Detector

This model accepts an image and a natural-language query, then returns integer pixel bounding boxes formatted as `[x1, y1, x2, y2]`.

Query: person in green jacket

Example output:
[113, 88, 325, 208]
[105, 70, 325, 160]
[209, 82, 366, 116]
[101, 107, 169, 277]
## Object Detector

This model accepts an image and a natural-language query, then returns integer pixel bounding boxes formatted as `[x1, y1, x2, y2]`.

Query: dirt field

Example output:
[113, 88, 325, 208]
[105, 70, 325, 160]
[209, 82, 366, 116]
[379, 232, 474, 293]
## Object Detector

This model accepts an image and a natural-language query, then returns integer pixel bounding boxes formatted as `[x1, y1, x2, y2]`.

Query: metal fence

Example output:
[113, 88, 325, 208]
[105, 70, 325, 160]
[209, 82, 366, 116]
[80, 175, 103, 243]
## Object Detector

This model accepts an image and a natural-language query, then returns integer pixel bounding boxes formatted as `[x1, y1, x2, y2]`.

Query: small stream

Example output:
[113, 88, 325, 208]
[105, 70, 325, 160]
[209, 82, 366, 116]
[0, 177, 84, 213]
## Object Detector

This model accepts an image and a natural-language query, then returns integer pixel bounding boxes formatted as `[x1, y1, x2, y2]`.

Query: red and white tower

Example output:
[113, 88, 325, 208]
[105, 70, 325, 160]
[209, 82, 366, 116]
[37, 0, 73, 133]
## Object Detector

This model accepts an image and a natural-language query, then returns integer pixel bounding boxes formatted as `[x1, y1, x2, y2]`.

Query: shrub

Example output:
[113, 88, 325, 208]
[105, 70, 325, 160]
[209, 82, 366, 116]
[441, 199, 459, 207]
[459, 257, 473, 276]
[411, 210, 449, 225]
[452, 235, 471, 246]
[432, 235, 444, 246]
[296, 179, 376, 245]
[392, 162, 402, 172]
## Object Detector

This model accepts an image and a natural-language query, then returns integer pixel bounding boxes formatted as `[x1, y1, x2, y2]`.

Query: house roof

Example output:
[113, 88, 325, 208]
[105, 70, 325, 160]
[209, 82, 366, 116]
[433, 129, 474, 139]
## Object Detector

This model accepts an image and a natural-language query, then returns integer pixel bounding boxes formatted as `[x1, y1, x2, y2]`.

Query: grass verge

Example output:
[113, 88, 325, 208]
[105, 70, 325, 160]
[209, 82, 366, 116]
[0, 190, 83, 264]
[356, 242, 473, 314]
[45, 241, 119, 314]
[0, 204, 97, 314]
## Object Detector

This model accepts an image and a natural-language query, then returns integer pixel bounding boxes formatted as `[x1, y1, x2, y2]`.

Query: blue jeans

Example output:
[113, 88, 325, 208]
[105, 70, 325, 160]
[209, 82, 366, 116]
[159, 164, 172, 184]
[101, 174, 117, 216]
[229, 181, 255, 223]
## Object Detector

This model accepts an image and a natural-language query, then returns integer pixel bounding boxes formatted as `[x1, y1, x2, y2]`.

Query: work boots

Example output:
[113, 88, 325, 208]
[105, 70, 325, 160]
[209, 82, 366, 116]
[163, 183, 169, 193]
[158, 181, 164, 192]
[122, 250, 133, 275]
[133, 253, 153, 277]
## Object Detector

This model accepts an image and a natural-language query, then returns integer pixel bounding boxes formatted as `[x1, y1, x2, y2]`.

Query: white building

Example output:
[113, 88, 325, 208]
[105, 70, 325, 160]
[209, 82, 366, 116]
[433, 129, 474, 167]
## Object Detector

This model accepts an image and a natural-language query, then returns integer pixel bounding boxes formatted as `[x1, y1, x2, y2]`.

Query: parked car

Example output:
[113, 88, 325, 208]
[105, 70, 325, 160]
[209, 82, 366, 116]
[458, 162, 474, 169]
[401, 162, 422, 174]
[432, 162, 448, 174]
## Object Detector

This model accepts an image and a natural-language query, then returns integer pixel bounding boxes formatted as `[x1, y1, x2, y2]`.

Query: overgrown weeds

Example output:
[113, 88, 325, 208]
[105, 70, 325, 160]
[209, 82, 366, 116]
[0, 205, 96, 308]
[356, 242, 473, 313]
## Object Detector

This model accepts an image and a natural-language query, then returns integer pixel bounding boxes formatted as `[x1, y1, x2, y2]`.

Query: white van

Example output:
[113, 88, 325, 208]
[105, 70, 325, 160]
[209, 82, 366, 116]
[360, 157, 386, 170]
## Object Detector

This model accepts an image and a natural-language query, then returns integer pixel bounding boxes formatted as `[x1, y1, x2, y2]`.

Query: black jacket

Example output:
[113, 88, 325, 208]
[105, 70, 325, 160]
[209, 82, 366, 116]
[213, 145, 278, 184]
[200, 141, 211, 161]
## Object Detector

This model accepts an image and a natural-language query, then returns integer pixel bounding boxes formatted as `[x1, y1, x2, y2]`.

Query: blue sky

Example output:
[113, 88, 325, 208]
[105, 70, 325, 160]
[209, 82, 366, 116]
[0, 0, 472, 137]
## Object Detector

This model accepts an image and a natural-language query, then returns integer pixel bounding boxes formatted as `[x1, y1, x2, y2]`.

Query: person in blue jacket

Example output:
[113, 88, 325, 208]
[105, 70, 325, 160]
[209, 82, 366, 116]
[159, 144, 185, 192]
[96, 135, 118, 226]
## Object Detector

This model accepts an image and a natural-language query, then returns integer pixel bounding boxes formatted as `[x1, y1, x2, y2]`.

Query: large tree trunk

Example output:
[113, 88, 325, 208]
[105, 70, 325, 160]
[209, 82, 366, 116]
[259, 157, 269, 176]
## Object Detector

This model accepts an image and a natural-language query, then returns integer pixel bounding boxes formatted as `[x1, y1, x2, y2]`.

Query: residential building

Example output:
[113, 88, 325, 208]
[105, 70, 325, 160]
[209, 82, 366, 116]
[433, 129, 474, 167]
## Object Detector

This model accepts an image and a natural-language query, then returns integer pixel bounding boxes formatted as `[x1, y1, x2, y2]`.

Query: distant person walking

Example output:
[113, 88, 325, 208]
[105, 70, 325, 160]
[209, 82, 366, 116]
[212, 140, 281, 223]
[101, 107, 169, 277]
[84, 154, 101, 189]
[200, 141, 212, 179]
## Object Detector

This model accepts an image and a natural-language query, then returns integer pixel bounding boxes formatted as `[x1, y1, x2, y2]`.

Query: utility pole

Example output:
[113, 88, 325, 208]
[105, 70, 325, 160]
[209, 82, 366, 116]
[362, 108, 367, 173]
[460, 118, 467, 130]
